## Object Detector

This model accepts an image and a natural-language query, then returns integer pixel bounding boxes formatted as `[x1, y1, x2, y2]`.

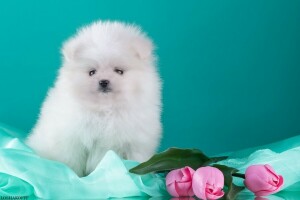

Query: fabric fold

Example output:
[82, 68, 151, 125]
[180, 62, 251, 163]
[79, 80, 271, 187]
[0, 124, 167, 198]
[1, 123, 300, 199]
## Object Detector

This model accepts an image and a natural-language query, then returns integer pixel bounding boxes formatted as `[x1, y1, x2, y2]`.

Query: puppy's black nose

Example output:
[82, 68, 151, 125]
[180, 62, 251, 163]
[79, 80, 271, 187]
[99, 80, 110, 88]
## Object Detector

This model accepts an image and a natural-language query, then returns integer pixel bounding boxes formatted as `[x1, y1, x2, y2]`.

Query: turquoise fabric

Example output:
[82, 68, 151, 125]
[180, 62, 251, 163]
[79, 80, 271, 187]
[0, 124, 168, 198]
[1, 123, 300, 199]
[219, 136, 300, 199]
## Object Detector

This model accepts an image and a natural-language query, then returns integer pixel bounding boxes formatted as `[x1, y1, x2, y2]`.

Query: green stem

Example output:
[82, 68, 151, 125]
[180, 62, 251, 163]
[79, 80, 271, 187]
[232, 172, 245, 179]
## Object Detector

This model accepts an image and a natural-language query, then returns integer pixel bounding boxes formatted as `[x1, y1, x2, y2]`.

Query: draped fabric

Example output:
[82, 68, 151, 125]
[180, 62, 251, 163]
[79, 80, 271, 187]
[1, 123, 300, 199]
[0, 123, 168, 199]
[218, 135, 300, 200]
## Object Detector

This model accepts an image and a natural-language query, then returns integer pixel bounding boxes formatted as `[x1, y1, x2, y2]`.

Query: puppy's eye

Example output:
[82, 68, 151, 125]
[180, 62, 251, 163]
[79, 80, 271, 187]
[114, 68, 124, 75]
[89, 69, 96, 76]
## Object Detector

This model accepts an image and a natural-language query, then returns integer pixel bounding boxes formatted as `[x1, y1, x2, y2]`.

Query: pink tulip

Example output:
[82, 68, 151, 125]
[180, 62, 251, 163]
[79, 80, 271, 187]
[244, 164, 284, 196]
[192, 166, 225, 200]
[166, 166, 195, 197]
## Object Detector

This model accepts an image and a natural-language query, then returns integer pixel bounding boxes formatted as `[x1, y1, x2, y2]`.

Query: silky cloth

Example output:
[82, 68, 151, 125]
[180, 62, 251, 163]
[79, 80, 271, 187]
[1, 122, 300, 199]
[218, 134, 300, 199]
[0, 123, 168, 198]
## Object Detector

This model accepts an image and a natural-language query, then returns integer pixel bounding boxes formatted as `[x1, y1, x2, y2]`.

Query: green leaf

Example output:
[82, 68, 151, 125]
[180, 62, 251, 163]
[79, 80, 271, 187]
[203, 156, 229, 165]
[213, 164, 245, 200]
[129, 147, 228, 175]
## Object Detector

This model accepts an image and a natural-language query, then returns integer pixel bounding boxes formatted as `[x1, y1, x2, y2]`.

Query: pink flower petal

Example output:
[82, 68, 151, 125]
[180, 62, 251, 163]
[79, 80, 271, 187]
[181, 167, 195, 182]
[175, 181, 193, 196]
[255, 175, 284, 196]
[264, 164, 278, 177]
[244, 174, 272, 192]
[167, 182, 180, 197]
[245, 164, 284, 196]
[166, 167, 195, 197]
[192, 171, 208, 199]
[206, 190, 225, 200]
[246, 165, 269, 182]
[192, 167, 224, 200]
[166, 169, 185, 185]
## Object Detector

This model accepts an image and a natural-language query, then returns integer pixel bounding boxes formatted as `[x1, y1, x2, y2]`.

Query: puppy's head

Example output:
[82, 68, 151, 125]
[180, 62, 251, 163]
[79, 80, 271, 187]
[59, 21, 160, 110]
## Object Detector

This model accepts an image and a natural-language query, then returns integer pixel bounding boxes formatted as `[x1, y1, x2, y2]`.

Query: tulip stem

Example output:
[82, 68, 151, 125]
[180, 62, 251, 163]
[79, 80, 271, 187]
[232, 172, 245, 179]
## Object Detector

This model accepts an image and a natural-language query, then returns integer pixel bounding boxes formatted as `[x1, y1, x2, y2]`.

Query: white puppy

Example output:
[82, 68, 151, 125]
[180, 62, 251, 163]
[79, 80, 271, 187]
[26, 21, 162, 177]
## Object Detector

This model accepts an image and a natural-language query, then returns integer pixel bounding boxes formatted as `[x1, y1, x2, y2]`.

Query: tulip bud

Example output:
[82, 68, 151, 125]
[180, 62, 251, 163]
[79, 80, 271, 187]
[192, 166, 225, 200]
[166, 166, 195, 197]
[244, 164, 284, 196]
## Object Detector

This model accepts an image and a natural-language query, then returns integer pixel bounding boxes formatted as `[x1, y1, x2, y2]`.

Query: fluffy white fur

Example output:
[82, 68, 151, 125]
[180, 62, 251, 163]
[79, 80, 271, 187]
[26, 21, 162, 177]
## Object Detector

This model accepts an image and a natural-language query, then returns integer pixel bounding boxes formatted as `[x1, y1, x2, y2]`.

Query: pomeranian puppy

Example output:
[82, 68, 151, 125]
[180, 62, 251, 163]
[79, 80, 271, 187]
[26, 21, 162, 177]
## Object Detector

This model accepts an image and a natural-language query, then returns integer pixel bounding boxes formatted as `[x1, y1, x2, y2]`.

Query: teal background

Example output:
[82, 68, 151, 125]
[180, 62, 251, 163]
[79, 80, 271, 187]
[0, 1, 299, 155]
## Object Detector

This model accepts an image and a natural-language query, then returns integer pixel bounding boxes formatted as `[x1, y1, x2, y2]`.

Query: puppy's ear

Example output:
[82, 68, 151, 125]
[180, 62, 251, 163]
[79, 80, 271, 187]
[61, 38, 83, 62]
[132, 36, 154, 60]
